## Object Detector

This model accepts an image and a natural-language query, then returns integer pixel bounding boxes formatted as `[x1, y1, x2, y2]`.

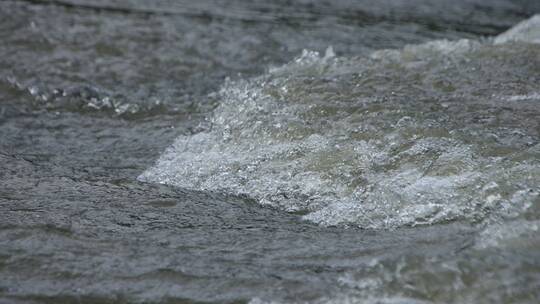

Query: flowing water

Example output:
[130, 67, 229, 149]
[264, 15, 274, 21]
[1, 1, 540, 303]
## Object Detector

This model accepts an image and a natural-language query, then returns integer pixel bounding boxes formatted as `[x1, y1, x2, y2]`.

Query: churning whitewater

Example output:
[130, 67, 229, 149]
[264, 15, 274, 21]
[3, 2, 540, 303]
[139, 15, 540, 229]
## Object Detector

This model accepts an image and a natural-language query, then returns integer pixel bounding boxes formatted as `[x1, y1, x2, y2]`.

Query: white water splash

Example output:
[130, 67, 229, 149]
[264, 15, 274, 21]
[140, 16, 540, 229]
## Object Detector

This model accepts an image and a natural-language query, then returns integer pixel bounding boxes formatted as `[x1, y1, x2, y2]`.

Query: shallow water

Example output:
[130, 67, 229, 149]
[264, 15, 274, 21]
[1, 1, 540, 303]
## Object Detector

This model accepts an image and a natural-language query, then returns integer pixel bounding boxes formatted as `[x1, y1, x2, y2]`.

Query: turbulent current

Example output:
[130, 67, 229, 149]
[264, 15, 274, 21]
[1, 1, 540, 304]
[140, 16, 540, 230]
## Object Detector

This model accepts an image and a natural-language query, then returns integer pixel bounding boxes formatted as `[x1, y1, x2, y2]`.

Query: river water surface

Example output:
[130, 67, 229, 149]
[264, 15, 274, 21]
[1, 1, 540, 303]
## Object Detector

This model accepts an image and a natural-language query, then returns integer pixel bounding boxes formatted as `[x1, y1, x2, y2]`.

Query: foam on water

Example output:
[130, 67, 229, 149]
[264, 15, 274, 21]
[140, 16, 540, 229]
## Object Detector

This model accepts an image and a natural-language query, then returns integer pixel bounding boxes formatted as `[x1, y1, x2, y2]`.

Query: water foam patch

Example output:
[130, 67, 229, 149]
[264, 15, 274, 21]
[140, 16, 540, 229]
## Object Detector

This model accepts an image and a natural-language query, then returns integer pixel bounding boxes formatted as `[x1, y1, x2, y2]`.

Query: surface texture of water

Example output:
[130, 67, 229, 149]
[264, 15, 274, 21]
[1, 1, 540, 303]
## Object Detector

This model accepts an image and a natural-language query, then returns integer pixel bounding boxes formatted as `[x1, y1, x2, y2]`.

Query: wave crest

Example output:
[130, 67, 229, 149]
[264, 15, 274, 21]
[140, 16, 540, 228]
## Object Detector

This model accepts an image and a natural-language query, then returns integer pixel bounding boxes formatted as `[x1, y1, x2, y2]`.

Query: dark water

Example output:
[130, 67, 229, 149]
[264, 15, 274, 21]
[1, 1, 540, 303]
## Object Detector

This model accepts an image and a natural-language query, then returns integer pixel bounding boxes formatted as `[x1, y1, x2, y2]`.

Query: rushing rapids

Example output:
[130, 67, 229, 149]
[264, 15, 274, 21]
[140, 15, 540, 229]
[2, 1, 540, 303]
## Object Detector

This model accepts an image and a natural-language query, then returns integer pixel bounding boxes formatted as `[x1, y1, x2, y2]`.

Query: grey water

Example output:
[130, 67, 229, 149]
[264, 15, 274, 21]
[1, 1, 540, 303]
